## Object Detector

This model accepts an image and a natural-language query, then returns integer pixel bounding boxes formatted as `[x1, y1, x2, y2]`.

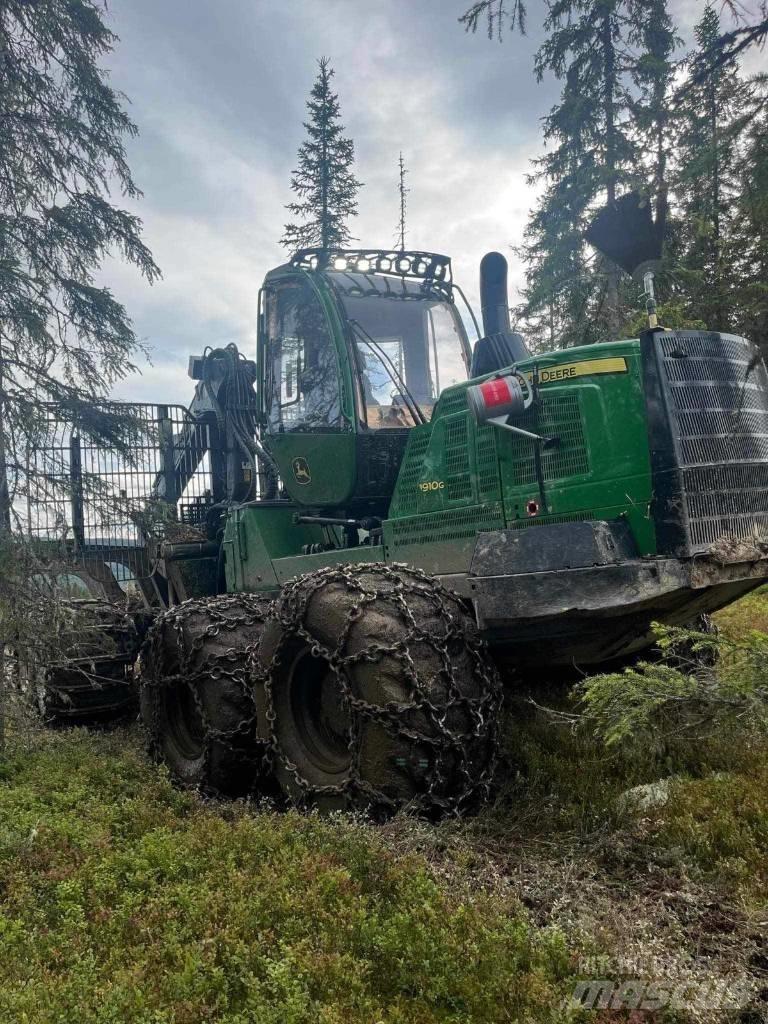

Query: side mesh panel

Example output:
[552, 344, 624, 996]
[20, 403, 218, 581]
[654, 331, 768, 553]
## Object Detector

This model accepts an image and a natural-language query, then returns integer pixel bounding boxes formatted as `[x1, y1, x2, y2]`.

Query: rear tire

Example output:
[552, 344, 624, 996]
[22, 600, 143, 723]
[254, 564, 502, 818]
[139, 594, 271, 796]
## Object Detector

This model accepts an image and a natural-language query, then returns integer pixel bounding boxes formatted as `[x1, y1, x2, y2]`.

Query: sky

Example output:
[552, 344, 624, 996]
[100, 0, 764, 408]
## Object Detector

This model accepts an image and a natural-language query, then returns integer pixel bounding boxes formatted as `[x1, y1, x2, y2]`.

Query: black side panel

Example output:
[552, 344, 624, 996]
[640, 329, 688, 556]
[353, 430, 411, 503]
[470, 519, 638, 576]
[642, 329, 768, 556]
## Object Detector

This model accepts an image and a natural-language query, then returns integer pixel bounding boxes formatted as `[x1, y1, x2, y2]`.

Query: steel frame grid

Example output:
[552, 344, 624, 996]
[20, 402, 217, 581]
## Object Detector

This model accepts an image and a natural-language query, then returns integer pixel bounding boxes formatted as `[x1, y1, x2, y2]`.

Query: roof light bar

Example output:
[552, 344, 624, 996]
[290, 248, 453, 285]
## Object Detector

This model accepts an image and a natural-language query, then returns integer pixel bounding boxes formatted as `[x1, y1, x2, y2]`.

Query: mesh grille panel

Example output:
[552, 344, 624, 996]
[655, 331, 768, 554]
[509, 394, 589, 485]
[443, 416, 472, 501]
[20, 403, 217, 580]
[476, 424, 500, 501]
[389, 503, 505, 548]
[389, 430, 430, 516]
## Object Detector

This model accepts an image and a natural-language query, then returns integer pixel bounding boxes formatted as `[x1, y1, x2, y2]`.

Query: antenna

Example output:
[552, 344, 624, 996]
[395, 152, 409, 251]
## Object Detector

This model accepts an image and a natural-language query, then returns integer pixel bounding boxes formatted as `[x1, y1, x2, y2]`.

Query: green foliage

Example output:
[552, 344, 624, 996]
[0, 1, 158, 680]
[0, 729, 581, 1023]
[671, 4, 765, 337]
[0, 0, 159, 462]
[466, 1, 768, 352]
[577, 621, 768, 753]
[282, 58, 362, 254]
[486, 592, 768, 844]
[512, 1, 678, 349]
[620, 300, 706, 337]
[459, 0, 526, 39]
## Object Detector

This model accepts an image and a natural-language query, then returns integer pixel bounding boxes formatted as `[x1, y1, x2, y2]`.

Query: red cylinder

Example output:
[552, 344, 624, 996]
[467, 373, 528, 423]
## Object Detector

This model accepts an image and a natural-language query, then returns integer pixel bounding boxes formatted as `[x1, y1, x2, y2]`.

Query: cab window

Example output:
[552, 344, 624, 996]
[266, 280, 343, 433]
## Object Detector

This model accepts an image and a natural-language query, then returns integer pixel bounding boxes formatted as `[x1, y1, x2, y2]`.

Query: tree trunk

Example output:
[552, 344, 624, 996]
[0, 357, 8, 752]
[708, 71, 725, 328]
[602, 11, 621, 340]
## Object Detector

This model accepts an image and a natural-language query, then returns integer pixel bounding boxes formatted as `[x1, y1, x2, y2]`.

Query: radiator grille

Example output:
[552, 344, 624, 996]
[654, 331, 768, 553]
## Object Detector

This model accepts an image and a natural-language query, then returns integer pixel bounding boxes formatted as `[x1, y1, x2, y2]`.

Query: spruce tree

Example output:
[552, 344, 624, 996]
[518, 2, 648, 345]
[0, 0, 160, 485]
[0, 0, 159, 731]
[282, 58, 362, 254]
[674, 4, 760, 332]
[466, 0, 679, 349]
[730, 106, 768, 359]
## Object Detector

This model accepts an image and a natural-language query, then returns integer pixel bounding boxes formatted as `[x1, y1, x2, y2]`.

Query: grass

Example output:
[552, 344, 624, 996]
[1, 587, 767, 1022]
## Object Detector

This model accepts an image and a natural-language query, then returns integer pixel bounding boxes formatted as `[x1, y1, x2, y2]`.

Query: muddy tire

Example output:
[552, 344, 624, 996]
[254, 564, 502, 818]
[23, 600, 144, 723]
[139, 594, 272, 796]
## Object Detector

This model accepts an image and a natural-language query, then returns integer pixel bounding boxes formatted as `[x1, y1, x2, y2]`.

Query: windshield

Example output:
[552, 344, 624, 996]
[328, 272, 470, 429]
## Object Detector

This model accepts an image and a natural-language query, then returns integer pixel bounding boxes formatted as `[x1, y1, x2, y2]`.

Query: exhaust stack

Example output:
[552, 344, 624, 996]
[474, 252, 529, 370]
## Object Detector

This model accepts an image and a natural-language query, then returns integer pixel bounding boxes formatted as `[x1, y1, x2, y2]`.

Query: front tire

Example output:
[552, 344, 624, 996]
[139, 594, 271, 796]
[254, 564, 502, 817]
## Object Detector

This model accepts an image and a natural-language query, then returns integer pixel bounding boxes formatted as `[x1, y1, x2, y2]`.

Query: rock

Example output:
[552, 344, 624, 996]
[617, 779, 672, 813]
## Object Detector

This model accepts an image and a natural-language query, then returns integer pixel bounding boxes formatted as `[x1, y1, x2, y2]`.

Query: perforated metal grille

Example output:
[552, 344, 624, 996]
[388, 429, 431, 517]
[443, 416, 472, 501]
[389, 503, 505, 549]
[656, 331, 768, 553]
[476, 424, 500, 501]
[435, 388, 469, 418]
[508, 394, 589, 485]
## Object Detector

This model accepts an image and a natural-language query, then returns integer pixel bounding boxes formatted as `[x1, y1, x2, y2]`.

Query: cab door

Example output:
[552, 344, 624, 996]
[261, 274, 357, 506]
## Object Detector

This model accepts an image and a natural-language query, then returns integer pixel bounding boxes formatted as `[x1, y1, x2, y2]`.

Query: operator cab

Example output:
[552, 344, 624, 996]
[259, 249, 473, 510]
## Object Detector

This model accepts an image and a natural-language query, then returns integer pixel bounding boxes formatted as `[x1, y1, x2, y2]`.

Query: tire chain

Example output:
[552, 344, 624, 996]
[251, 563, 503, 818]
[140, 593, 272, 789]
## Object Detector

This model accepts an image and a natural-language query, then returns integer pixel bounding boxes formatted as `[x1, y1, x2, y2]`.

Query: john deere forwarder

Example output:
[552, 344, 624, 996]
[28, 199, 768, 816]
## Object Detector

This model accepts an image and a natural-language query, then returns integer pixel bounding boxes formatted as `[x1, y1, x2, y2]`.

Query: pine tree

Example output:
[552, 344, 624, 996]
[281, 58, 362, 254]
[674, 4, 760, 332]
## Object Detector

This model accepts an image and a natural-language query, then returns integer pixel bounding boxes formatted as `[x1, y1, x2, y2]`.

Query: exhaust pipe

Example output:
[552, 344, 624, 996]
[477, 251, 530, 363]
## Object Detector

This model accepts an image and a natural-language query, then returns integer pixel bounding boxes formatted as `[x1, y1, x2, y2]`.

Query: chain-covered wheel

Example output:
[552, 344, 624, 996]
[20, 600, 145, 723]
[253, 563, 502, 818]
[139, 594, 272, 796]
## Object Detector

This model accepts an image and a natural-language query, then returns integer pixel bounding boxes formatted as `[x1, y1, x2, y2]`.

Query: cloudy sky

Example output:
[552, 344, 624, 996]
[101, 0, 759, 407]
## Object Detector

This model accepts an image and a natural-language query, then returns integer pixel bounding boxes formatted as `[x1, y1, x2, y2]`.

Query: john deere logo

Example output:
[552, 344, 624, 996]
[292, 457, 311, 485]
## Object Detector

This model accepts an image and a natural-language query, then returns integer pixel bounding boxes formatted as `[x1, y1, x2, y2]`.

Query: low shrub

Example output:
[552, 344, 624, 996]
[0, 729, 582, 1024]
